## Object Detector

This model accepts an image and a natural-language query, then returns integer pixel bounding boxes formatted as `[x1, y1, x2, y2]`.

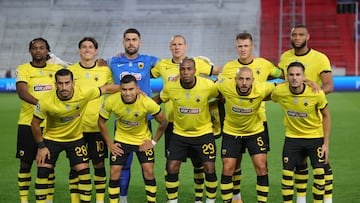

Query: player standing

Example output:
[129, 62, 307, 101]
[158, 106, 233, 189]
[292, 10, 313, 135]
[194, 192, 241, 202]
[68, 37, 114, 203]
[278, 24, 334, 203]
[15, 38, 63, 203]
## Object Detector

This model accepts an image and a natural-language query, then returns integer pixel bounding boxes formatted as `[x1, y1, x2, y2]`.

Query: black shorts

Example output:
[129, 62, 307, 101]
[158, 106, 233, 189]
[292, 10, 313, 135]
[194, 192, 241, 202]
[16, 125, 37, 163]
[110, 142, 155, 166]
[44, 138, 89, 167]
[167, 133, 216, 163]
[282, 137, 325, 170]
[164, 122, 201, 163]
[83, 132, 108, 163]
[221, 132, 268, 158]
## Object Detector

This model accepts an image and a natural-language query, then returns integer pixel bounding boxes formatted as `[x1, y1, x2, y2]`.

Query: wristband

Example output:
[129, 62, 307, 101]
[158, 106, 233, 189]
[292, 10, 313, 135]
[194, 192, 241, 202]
[151, 140, 157, 146]
[37, 141, 46, 149]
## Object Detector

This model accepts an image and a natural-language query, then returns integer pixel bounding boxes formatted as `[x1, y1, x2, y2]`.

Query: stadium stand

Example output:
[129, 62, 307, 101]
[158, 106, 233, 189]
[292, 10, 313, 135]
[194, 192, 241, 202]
[260, 0, 357, 76]
[0, 0, 260, 77]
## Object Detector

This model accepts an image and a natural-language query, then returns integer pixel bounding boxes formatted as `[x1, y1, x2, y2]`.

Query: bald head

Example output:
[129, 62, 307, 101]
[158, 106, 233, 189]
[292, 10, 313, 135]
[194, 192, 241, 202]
[235, 67, 254, 95]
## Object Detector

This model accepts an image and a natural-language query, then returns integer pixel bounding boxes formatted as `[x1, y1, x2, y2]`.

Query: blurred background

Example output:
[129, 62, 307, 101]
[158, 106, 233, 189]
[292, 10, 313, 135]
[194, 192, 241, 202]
[0, 0, 358, 77]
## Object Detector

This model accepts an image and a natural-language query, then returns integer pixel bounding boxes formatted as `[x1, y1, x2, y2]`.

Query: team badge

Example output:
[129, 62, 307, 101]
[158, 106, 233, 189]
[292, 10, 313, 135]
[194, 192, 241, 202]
[283, 157, 289, 163]
[138, 62, 144, 69]
[222, 149, 227, 155]
[195, 96, 201, 103]
[255, 68, 261, 75]
[94, 75, 99, 81]
[303, 99, 309, 107]
[75, 104, 80, 110]
[134, 112, 139, 117]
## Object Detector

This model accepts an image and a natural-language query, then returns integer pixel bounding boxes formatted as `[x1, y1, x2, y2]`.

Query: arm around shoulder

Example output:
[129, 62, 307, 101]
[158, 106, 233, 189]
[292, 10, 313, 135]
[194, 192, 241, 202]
[99, 84, 121, 95]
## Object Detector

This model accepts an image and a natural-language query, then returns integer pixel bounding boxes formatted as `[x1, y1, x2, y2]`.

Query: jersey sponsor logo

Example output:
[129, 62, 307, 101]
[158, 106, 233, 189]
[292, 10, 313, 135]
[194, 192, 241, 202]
[178, 107, 200, 114]
[60, 113, 80, 123]
[231, 106, 253, 114]
[33, 84, 53, 92]
[286, 110, 308, 118]
[119, 118, 139, 126]
[120, 72, 142, 80]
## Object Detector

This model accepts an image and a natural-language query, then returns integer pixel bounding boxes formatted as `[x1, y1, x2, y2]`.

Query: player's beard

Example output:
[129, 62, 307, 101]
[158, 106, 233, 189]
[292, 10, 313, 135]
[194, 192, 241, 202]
[125, 47, 138, 56]
[237, 85, 252, 96]
[291, 41, 307, 50]
[57, 89, 73, 100]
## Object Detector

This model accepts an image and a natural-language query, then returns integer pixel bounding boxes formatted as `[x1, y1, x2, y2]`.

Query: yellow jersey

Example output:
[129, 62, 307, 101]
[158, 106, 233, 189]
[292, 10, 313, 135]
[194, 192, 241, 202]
[100, 94, 161, 145]
[219, 57, 282, 122]
[160, 76, 218, 137]
[278, 48, 332, 85]
[68, 62, 113, 132]
[151, 57, 213, 121]
[271, 83, 328, 139]
[34, 86, 101, 142]
[16, 63, 63, 126]
[216, 78, 274, 136]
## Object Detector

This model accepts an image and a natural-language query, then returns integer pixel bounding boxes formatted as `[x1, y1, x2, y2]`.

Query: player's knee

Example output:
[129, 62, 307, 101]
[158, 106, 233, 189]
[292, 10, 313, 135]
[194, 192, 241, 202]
[20, 160, 33, 170]
[92, 160, 105, 168]
[142, 166, 155, 180]
[203, 162, 216, 174]
[222, 163, 235, 176]
[166, 161, 181, 174]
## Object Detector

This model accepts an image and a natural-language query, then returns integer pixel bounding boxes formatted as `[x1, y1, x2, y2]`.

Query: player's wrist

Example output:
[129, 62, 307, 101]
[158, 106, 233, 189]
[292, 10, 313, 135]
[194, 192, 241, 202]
[37, 141, 46, 149]
[151, 139, 157, 146]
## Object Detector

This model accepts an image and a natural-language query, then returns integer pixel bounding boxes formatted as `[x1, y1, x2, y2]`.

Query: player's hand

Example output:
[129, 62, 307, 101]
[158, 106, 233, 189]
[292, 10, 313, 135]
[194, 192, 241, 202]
[110, 142, 124, 156]
[36, 147, 50, 166]
[136, 88, 147, 96]
[116, 52, 124, 57]
[96, 58, 108, 67]
[139, 140, 153, 152]
[168, 74, 179, 81]
[304, 79, 321, 93]
[321, 144, 329, 164]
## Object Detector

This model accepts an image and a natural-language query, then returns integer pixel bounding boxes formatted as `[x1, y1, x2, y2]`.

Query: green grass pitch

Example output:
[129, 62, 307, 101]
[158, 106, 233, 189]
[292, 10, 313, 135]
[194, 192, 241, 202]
[0, 92, 359, 202]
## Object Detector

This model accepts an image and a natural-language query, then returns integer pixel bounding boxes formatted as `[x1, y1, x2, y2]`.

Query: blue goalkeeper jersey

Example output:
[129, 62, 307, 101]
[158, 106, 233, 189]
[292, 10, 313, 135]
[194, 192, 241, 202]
[107, 53, 159, 97]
